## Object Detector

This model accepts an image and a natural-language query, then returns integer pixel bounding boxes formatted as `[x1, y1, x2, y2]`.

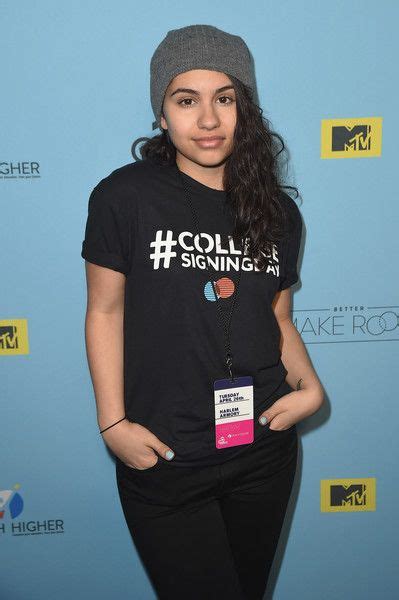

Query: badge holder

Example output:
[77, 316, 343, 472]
[177, 167, 254, 450]
[214, 374, 254, 449]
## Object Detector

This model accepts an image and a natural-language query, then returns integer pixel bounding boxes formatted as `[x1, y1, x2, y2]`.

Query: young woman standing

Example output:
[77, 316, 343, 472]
[82, 24, 324, 600]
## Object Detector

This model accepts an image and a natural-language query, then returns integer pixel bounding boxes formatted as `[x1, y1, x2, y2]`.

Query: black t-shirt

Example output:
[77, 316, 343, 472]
[81, 157, 303, 467]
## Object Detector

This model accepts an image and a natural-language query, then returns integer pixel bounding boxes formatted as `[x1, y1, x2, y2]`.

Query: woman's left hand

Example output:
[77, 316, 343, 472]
[258, 387, 324, 431]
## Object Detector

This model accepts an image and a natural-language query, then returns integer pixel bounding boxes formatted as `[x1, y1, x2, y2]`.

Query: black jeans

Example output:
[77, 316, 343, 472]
[115, 424, 298, 600]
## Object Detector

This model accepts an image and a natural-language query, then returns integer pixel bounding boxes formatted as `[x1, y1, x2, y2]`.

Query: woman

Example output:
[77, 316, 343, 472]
[81, 24, 324, 600]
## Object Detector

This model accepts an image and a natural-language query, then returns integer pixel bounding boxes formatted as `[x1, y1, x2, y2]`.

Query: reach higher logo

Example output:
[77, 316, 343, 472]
[0, 484, 64, 537]
[0, 162, 41, 179]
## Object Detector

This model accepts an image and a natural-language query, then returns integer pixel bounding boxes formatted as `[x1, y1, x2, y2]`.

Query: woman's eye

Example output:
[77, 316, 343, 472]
[177, 98, 194, 107]
[177, 96, 235, 107]
[218, 95, 235, 104]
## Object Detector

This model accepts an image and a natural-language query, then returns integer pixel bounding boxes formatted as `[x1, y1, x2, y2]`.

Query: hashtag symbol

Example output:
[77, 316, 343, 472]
[149, 229, 178, 269]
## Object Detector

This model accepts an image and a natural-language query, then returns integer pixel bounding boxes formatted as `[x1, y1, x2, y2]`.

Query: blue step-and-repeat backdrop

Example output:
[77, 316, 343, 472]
[2, 1, 398, 598]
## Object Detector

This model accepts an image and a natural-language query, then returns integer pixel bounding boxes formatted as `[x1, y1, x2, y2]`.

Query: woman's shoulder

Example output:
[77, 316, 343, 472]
[278, 188, 301, 214]
[277, 188, 302, 233]
[92, 157, 159, 196]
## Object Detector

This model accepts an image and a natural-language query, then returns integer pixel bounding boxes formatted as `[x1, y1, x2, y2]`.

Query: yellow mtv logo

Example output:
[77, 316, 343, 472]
[321, 478, 376, 512]
[0, 319, 29, 355]
[321, 117, 382, 158]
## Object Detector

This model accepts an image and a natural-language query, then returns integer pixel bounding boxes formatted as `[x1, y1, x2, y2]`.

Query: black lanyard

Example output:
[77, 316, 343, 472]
[175, 166, 246, 382]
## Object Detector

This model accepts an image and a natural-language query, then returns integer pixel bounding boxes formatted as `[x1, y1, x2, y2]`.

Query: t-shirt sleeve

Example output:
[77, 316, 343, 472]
[278, 193, 303, 291]
[81, 180, 133, 275]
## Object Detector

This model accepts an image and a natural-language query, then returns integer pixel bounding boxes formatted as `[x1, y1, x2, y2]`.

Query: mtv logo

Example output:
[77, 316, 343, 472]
[331, 125, 371, 151]
[0, 319, 29, 354]
[320, 478, 376, 512]
[321, 117, 382, 158]
[330, 483, 366, 506]
[0, 325, 18, 349]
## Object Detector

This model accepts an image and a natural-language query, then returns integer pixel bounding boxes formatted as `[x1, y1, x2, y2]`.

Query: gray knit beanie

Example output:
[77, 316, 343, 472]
[150, 24, 257, 129]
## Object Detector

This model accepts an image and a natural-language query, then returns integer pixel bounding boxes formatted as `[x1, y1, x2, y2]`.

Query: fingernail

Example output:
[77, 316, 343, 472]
[259, 416, 268, 425]
[165, 450, 175, 460]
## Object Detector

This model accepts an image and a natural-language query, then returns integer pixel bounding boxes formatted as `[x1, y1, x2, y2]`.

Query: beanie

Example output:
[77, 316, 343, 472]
[150, 24, 256, 129]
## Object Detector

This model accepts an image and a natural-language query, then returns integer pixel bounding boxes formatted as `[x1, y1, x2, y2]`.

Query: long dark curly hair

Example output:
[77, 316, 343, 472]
[139, 74, 300, 272]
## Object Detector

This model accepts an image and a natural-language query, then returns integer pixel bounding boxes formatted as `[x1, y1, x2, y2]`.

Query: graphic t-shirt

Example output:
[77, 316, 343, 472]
[81, 157, 303, 467]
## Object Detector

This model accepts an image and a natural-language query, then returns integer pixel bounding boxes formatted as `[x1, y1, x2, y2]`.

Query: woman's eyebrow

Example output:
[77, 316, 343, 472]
[170, 85, 235, 97]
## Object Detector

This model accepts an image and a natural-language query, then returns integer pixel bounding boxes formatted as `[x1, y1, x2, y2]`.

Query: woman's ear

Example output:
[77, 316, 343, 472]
[160, 112, 167, 131]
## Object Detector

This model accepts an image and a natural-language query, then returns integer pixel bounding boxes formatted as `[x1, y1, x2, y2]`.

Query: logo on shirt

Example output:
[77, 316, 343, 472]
[204, 277, 235, 302]
[149, 229, 280, 276]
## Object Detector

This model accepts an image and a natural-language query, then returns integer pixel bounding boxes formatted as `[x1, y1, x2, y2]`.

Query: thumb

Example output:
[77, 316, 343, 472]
[258, 404, 280, 426]
[152, 438, 175, 461]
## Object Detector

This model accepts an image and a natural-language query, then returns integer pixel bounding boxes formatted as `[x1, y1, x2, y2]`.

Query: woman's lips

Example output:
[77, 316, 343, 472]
[193, 137, 225, 148]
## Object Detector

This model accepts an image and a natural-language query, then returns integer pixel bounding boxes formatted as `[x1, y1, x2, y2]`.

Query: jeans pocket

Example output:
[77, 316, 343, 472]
[267, 423, 296, 435]
[116, 455, 164, 474]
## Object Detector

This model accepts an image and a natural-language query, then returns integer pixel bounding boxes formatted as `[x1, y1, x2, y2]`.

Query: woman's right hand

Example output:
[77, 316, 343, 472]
[100, 420, 175, 469]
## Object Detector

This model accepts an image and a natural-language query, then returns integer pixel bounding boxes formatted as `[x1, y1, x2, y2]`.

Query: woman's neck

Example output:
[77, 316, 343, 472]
[175, 155, 226, 191]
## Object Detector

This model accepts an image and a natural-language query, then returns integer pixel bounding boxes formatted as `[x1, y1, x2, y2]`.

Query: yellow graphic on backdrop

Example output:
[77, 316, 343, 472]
[321, 478, 376, 512]
[321, 117, 382, 158]
[0, 319, 29, 355]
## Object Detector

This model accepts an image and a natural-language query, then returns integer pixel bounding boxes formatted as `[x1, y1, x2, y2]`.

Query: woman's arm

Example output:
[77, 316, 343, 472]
[84, 261, 126, 432]
[273, 287, 324, 401]
[83, 261, 175, 467]
[258, 287, 324, 430]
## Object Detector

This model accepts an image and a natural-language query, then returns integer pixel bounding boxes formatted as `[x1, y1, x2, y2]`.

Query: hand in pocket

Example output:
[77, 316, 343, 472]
[258, 387, 324, 431]
[101, 420, 175, 468]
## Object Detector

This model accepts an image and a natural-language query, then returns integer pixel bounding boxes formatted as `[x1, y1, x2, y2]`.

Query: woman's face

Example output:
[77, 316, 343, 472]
[160, 69, 237, 168]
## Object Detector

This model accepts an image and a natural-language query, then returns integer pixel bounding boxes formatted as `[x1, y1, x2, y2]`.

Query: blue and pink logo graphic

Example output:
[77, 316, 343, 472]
[204, 277, 235, 301]
[0, 485, 24, 519]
